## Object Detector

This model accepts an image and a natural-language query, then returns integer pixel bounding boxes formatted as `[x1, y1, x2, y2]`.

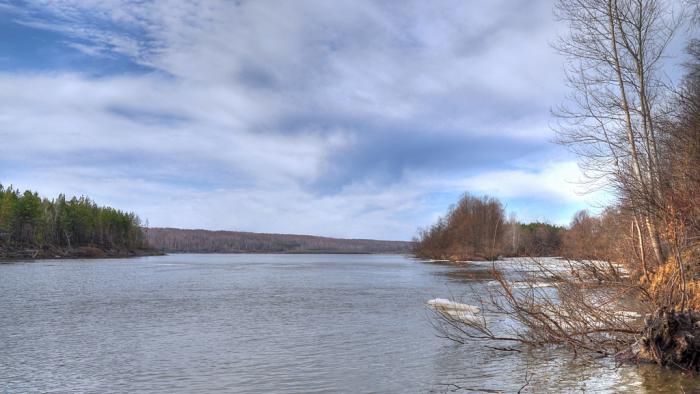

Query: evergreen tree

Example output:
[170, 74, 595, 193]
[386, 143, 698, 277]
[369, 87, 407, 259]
[0, 184, 147, 252]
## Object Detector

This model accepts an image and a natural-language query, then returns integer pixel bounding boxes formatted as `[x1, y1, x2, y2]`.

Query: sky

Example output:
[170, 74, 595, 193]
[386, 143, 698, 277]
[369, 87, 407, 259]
[0, 0, 632, 240]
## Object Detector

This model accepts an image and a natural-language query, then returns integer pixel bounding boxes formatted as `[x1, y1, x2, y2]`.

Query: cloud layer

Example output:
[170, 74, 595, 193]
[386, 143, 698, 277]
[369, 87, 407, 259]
[0, 0, 601, 240]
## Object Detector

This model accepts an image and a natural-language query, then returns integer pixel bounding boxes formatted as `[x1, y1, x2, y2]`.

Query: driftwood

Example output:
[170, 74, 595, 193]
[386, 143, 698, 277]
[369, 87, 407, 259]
[617, 308, 700, 372]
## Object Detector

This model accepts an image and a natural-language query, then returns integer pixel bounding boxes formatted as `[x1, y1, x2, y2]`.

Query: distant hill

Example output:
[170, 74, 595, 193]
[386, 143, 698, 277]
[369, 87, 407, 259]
[146, 228, 413, 254]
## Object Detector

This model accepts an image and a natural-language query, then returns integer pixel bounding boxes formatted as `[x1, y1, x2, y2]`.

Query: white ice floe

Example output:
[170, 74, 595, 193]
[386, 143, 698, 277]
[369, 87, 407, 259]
[535, 308, 643, 330]
[442, 310, 483, 324]
[510, 281, 553, 289]
[426, 298, 481, 313]
[485, 280, 553, 289]
[426, 298, 484, 325]
[483, 257, 629, 275]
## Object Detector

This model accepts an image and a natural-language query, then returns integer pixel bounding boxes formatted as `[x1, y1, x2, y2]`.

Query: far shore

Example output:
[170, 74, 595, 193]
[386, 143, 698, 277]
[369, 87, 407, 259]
[0, 246, 164, 261]
[0, 248, 418, 261]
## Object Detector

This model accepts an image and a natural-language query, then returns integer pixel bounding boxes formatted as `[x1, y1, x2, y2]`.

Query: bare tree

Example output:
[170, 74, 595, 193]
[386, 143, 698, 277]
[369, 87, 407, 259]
[553, 0, 683, 268]
[414, 194, 506, 261]
[425, 0, 700, 372]
[429, 258, 645, 358]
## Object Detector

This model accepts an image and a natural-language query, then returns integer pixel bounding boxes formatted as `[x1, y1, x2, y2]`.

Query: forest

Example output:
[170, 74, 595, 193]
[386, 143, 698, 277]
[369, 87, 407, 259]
[0, 185, 151, 259]
[412, 194, 566, 261]
[412, 194, 640, 262]
[147, 227, 412, 254]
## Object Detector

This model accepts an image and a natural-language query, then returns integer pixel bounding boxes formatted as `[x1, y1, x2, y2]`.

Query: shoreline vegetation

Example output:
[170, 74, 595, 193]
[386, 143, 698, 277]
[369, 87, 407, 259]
[0, 186, 413, 259]
[412, 194, 565, 262]
[0, 246, 163, 261]
[146, 227, 412, 255]
[420, 0, 700, 375]
[0, 185, 160, 261]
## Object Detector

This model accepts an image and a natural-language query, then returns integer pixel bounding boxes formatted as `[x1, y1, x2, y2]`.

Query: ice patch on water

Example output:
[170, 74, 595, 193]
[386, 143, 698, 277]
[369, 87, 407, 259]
[510, 281, 554, 289]
[426, 298, 480, 313]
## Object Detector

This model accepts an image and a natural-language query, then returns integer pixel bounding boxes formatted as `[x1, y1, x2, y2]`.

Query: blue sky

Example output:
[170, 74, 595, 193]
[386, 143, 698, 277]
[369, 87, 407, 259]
[0, 0, 624, 240]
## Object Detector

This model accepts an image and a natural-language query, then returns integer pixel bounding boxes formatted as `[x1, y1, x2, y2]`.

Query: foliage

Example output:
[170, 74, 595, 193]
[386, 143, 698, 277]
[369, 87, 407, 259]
[413, 194, 506, 261]
[413, 194, 570, 261]
[0, 185, 146, 252]
[517, 222, 564, 257]
[643, 258, 700, 310]
[147, 228, 412, 254]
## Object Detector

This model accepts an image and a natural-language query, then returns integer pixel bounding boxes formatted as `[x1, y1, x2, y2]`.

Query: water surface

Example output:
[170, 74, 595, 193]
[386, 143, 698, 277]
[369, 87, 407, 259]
[1, 254, 697, 393]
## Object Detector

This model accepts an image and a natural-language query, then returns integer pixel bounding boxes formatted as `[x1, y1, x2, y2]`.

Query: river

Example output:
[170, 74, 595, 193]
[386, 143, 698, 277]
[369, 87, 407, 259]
[1, 254, 697, 393]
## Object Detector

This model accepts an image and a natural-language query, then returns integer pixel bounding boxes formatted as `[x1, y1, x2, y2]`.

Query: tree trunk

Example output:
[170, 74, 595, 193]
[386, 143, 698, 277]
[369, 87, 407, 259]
[645, 217, 665, 266]
[634, 216, 651, 281]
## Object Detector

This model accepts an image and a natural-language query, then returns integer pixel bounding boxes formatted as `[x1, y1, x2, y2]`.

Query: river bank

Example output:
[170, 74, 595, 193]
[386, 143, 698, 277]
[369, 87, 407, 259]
[0, 245, 164, 261]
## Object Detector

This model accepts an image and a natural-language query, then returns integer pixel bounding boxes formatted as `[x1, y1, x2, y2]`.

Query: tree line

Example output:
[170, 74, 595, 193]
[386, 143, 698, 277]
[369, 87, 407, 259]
[0, 185, 147, 256]
[147, 227, 412, 254]
[412, 193, 589, 261]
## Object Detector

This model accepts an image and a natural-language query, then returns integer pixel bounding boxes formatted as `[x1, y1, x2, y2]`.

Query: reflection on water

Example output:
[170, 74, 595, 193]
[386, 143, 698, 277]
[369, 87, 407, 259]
[0, 254, 697, 393]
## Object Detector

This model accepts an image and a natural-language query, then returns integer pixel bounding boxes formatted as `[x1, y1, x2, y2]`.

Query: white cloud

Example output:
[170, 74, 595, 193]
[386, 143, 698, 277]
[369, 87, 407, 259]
[459, 161, 586, 202]
[0, 0, 611, 239]
[0, 73, 350, 183]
